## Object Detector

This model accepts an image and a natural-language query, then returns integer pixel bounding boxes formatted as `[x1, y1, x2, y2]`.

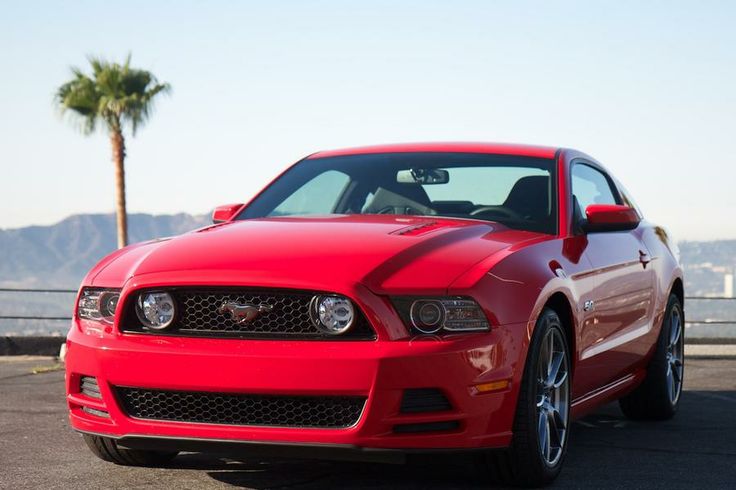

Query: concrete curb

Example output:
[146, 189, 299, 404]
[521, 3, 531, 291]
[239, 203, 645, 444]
[685, 344, 736, 358]
[0, 336, 65, 356]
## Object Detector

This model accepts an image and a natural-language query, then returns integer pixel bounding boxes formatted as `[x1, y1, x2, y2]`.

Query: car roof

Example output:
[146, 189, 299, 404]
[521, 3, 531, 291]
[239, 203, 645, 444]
[308, 142, 560, 160]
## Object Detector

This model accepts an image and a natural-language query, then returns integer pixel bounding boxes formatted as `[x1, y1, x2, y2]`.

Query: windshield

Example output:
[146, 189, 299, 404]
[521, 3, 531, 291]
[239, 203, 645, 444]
[238, 152, 557, 234]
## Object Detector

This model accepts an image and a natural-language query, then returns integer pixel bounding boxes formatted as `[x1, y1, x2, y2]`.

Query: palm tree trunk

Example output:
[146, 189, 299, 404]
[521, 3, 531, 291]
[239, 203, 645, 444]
[110, 129, 128, 248]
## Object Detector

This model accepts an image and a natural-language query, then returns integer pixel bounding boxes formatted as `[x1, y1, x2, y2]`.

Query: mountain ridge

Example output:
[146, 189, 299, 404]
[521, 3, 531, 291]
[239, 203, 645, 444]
[0, 213, 209, 288]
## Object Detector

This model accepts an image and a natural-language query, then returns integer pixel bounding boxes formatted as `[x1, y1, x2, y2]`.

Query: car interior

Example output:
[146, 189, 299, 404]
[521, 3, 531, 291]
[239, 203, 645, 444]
[240, 154, 558, 235]
[341, 170, 554, 234]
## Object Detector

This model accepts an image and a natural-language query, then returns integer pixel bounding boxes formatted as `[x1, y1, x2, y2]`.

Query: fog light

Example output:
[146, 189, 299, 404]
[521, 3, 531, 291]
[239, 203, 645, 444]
[136, 291, 176, 330]
[310, 295, 355, 335]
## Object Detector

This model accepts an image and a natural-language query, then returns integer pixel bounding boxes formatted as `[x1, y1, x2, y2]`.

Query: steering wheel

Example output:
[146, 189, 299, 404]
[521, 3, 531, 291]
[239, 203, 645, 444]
[470, 206, 524, 222]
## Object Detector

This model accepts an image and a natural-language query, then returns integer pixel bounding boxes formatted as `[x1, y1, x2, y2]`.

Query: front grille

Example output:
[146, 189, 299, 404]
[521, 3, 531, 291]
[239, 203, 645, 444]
[116, 387, 366, 429]
[122, 288, 375, 339]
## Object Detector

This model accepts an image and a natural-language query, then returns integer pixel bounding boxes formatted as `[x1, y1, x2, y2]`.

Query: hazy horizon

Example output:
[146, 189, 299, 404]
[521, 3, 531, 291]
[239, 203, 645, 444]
[1, 1, 735, 241]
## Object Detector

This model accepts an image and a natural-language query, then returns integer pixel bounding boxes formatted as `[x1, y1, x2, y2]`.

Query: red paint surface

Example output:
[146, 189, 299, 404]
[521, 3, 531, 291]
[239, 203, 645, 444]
[585, 204, 640, 226]
[211, 203, 245, 223]
[308, 141, 558, 159]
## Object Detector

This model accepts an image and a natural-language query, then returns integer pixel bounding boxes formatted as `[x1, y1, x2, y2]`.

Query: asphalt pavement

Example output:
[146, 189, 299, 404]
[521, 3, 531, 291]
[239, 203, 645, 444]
[1, 356, 735, 489]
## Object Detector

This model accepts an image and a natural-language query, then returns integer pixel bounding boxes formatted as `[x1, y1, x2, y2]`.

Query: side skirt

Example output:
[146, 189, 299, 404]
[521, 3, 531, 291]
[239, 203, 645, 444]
[570, 370, 646, 419]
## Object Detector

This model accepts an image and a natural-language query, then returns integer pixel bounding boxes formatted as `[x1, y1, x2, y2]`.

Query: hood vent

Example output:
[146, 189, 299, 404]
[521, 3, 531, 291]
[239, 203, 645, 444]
[391, 221, 446, 237]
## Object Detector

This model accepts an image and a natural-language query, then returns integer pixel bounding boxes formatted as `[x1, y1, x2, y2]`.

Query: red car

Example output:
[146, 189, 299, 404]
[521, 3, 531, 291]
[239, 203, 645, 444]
[66, 143, 684, 487]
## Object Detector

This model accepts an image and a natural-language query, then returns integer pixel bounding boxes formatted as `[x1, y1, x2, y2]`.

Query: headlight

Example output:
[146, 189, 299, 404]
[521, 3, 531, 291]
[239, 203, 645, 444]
[77, 288, 121, 323]
[410, 300, 445, 334]
[310, 295, 355, 335]
[395, 297, 489, 334]
[135, 291, 177, 330]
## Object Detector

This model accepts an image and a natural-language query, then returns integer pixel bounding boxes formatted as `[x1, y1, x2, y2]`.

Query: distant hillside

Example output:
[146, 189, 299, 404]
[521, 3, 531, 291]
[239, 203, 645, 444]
[679, 240, 736, 296]
[679, 240, 736, 267]
[0, 213, 209, 288]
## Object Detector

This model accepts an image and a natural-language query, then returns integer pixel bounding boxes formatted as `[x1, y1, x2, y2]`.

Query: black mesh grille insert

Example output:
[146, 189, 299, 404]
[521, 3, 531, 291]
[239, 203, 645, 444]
[400, 388, 452, 413]
[122, 288, 375, 339]
[116, 387, 366, 429]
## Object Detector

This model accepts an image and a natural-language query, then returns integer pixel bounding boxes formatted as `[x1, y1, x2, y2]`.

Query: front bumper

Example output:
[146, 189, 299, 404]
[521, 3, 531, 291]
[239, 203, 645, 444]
[65, 323, 527, 453]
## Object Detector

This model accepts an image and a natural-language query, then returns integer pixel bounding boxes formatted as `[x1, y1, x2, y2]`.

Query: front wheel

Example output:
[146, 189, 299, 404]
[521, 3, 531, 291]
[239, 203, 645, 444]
[482, 308, 571, 487]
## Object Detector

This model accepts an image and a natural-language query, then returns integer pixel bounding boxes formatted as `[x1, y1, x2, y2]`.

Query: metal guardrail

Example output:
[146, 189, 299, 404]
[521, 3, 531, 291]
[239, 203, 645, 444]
[681, 297, 736, 327]
[0, 288, 734, 326]
[686, 296, 736, 300]
[0, 288, 76, 321]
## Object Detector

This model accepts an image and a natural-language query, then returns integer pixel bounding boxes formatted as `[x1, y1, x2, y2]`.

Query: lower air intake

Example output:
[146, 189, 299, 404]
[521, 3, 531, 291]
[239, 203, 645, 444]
[393, 421, 460, 434]
[400, 388, 452, 413]
[116, 387, 366, 429]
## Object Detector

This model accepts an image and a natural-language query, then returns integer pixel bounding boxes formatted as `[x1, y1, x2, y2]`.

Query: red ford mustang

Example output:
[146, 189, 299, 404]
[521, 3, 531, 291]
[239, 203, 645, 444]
[65, 143, 684, 486]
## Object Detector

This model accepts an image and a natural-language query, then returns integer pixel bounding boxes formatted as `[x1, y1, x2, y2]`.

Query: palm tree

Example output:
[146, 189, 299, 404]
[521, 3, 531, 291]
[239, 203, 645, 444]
[56, 55, 170, 248]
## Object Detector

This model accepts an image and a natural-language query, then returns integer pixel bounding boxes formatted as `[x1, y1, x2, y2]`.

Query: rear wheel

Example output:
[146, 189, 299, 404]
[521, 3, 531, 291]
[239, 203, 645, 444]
[83, 434, 178, 466]
[483, 308, 571, 487]
[619, 294, 684, 420]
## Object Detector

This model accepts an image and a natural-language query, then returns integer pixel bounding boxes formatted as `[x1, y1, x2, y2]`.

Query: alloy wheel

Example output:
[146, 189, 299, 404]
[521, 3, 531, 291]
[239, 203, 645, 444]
[536, 327, 570, 467]
[666, 306, 684, 404]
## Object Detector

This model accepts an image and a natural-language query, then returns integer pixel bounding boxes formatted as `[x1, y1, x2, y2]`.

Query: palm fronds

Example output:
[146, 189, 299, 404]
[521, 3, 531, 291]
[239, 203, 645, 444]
[55, 54, 171, 135]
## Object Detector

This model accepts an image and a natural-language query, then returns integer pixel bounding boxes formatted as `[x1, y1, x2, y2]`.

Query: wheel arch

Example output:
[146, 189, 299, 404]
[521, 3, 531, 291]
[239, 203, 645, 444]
[670, 277, 684, 308]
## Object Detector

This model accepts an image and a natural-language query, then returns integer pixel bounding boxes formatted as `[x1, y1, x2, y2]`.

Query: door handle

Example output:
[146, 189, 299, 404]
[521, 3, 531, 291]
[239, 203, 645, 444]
[639, 250, 651, 267]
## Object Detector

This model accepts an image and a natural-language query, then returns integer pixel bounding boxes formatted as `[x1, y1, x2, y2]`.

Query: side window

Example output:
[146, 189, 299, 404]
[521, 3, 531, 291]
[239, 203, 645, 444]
[571, 163, 619, 212]
[269, 170, 350, 216]
[617, 183, 643, 217]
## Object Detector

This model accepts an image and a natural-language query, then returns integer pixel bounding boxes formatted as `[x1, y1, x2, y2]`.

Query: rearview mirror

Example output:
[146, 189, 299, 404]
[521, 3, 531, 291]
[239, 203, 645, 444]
[582, 204, 640, 233]
[212, 203, 244, 224]
[396, 168, 449, 185]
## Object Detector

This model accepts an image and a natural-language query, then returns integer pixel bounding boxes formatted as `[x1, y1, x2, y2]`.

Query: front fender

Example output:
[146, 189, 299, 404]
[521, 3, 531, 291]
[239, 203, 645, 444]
[449, 236, 595, 378]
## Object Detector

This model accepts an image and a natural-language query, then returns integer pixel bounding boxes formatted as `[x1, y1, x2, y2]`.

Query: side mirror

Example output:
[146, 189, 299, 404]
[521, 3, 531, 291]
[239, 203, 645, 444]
[211, 203, 244, 224]
[582, 204, 640, 233]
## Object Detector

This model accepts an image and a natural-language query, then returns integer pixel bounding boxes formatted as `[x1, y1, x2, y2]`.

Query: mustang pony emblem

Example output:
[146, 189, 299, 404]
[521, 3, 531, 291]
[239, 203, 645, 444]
[218, 301, 273, 324]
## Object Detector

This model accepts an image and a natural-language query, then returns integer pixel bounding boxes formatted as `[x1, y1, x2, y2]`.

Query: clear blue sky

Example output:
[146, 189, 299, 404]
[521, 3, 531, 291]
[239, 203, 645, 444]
[1, 1, 734, 240]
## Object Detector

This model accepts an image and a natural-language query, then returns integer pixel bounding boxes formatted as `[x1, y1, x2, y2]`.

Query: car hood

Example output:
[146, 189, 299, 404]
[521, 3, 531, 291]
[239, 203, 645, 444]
[91, 215, 546, 294]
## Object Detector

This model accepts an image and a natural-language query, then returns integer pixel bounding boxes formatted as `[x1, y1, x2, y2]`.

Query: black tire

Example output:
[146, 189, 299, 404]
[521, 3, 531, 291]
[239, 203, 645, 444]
[483, 308, 571, 487]
[619, 294, 684, 420]
[83, 434, 178, 466]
